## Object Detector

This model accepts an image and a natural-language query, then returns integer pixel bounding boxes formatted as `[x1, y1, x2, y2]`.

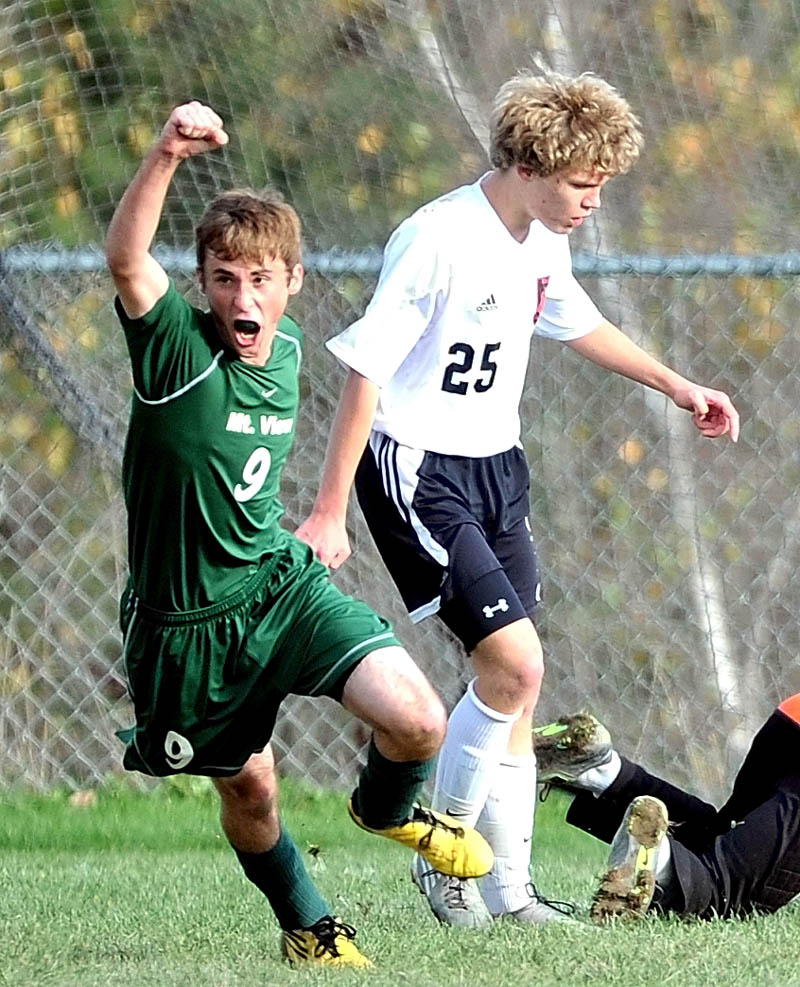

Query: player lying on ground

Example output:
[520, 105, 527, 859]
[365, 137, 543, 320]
[297, 70, 740, 928]
[105, 100, 492, 969]
[536, 699, 800, 920]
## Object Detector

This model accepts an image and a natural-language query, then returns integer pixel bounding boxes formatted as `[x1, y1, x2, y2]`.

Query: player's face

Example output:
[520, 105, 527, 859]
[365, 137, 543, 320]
[199, 251, 303, 365]
[521, 166, 611, 234]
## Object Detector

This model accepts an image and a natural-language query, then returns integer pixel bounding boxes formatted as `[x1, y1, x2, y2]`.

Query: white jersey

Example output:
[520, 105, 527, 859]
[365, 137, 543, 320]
[326, 176, 603, 457]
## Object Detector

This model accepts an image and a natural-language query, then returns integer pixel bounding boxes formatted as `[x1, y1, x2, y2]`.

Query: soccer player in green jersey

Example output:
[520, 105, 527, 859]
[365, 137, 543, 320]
[105, 101, 493, 969]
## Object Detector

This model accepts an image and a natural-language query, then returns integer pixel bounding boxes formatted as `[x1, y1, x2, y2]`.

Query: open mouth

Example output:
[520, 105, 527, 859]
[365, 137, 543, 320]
[234, 319, 260, 336]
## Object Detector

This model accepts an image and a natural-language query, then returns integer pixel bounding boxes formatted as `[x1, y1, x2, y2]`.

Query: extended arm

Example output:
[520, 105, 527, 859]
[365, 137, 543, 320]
[105, 101, 228, 318]
[566, 319, 740, 442]
[295, 369, 379, 568]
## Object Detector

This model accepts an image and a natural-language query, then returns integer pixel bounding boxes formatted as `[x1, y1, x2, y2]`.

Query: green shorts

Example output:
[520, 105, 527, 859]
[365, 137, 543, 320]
[118, 536, 398, 778]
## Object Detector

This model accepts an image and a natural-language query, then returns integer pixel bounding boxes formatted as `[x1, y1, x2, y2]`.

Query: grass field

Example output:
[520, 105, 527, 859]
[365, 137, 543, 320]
[3, 779, 800, 987]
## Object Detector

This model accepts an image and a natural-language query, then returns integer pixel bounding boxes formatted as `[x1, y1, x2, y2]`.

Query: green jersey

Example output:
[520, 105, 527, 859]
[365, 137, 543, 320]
[117, 281, 303, 611]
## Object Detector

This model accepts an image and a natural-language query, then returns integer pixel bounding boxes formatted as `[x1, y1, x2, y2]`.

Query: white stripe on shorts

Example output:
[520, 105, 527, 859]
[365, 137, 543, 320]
[369, 432, 449, 569]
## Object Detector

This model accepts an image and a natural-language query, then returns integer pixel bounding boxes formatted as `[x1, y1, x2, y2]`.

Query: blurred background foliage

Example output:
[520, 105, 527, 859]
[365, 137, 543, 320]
[4, 0, 800, 794]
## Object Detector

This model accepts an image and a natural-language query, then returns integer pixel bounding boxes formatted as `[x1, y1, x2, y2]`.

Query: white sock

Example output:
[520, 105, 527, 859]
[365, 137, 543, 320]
[579, 750, 622, 796]
[477, 752, 538, 915]
[431, 679, 517, 827]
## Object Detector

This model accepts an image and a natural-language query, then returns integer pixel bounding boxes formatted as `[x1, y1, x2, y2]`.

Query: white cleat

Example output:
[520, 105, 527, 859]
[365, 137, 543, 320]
[503, 886, 576, 924]
[591, 795, 669, 924]
[411, 853, 493, 928]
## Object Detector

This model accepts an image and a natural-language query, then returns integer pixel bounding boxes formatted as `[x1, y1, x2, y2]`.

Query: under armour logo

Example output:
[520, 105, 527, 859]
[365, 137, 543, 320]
[165, 730, 194, 770]
[482, 598, 509, 618]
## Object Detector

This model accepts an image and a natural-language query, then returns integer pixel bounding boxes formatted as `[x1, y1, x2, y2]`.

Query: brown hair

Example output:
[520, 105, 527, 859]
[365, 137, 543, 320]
[490, 71, 643, 177]
[195, 188, 302, 271]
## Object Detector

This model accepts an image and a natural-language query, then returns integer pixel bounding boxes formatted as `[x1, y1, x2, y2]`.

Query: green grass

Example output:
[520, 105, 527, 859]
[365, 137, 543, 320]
[3, 781, 800, 987]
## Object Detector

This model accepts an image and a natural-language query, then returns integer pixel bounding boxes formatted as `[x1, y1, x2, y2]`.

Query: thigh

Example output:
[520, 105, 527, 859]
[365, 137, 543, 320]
[491, 517, 542, 619]
[120, 607, 283, 779]
[438, 523, 530, 653]
[718, 707, 800, 827]
[691, 789, 800, 917]
[340, 645, 444, 735]
[250, 542, 401, 701]
[354, 433, 447, 621]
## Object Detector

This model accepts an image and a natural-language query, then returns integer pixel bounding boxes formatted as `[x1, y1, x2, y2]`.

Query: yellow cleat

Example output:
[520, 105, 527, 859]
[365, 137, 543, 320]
[348, 799, 493, 878]
[281, 916, 373, 968]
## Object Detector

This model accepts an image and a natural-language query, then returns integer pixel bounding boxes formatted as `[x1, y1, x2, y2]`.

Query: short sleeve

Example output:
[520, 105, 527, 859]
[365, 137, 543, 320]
[534, 235, 603, 341]
[326, 216, 449, 386]
[116, 280, 220, 401]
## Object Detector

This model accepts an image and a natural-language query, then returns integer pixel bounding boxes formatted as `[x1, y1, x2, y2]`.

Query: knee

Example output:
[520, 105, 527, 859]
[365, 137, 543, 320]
[498, 645, 544, 701]
[215, 764, 278, 820]
[390, 692, 447, 760]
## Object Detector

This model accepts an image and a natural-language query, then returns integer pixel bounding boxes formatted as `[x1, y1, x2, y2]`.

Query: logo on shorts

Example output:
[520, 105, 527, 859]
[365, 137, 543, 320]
[165, 730, 194, 770]
[482, 598, 509, 619]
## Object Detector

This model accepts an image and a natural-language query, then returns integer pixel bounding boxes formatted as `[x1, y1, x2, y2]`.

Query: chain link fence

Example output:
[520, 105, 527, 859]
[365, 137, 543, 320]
[3, 0, 800, 801]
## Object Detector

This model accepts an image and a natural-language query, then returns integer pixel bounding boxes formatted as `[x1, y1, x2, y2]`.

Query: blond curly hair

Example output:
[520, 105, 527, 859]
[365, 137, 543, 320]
[196, 188, 302, 272]
[490, 71, 643, 177]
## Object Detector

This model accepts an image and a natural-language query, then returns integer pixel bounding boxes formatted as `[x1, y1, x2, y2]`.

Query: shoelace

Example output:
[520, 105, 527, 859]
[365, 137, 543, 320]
[308, 916, 357, 958]
[411, 804, 465, 849]
[417, 865, 476, 911]
[442, 875, 478, 910]
[526, 881, 576, 916]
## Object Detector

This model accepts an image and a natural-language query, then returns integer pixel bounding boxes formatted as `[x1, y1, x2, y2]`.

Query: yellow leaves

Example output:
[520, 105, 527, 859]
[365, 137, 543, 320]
[129, 8, 157, 37]
[731, 279, 785, 354]
[356, 123, 385, 155]
[2, 66, 23, 91]
[8, 412, 37, 443]
[732, 318, 784, 356]
[327, 0, 382, 16]
[55, 186, 81, 217]
[31, 423, 75, 476]
[0, 662, 34, 697]
[3, 113, 45, 166]
[64, 28, 93, 71]
[666, 123, 706, 174]
[275, 73, 303, 97]
[730, 56, 753, 88]
[508, 16, 527, 40]
[391, 168, 420, 198]
[52, 111, 83, 155]
[646, 467, 669, 492]
[617, 438, 646, 465]
[127, 121, 155, 157]
[403, 121, 432, 156]
[348, 183, 370, 211]
[645, 581, 664, 601]
[592, 473, 614, 499]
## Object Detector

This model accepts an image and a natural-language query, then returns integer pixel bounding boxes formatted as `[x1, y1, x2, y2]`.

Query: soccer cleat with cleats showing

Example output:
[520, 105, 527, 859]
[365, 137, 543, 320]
[281, 915, 372, 968]
[411, 853, 492, 928]
[348, 799, 494, 878]
[534, 711, 613, 784]
[590, 795, 669, 925]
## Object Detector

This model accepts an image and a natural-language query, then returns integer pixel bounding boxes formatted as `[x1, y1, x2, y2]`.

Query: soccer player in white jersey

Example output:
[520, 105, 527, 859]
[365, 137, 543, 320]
[296, 71, 740, 927]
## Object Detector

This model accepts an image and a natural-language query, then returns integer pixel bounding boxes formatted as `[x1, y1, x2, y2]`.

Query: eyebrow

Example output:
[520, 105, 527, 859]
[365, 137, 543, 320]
[209, 265, 274, 276]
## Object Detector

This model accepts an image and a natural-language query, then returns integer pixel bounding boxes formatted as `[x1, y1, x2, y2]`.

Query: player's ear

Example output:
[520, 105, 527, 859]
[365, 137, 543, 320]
[287, 263, 304, 295]
[196, 265, 206, 293]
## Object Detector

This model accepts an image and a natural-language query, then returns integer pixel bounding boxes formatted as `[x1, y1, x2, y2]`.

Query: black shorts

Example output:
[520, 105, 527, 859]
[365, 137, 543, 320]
[355, 432, 541, 652]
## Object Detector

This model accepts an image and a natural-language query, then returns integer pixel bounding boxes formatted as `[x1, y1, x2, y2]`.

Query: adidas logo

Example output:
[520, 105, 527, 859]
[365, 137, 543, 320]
[476, 293, 498, 311]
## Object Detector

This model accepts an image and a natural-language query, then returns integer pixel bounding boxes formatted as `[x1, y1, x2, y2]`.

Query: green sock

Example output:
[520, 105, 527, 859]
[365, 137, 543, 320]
[234, 827, 329, 930]
[352, 738, 434, 829]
